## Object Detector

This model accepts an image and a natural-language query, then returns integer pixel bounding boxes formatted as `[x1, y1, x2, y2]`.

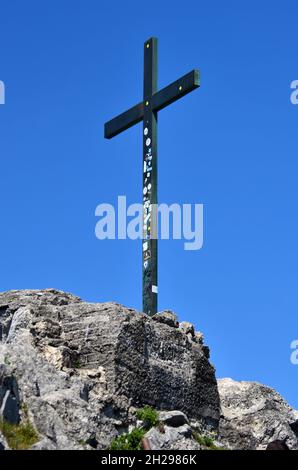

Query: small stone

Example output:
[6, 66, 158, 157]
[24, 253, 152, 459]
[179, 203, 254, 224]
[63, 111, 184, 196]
[144, 424, 194, 450]
[179, 322, 195, 337]
[194, 331, 204, 344]
[152, 310, 178, 328]
[159, 410, 189, 427]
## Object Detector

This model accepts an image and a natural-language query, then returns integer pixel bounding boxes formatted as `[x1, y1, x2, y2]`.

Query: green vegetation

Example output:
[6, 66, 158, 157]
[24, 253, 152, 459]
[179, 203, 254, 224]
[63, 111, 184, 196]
[109, 407, 226, 451]
[109, 406, 159, 450]
[78, 439, 87, 446]
[109, 428, 146, 450]
[0, 419, 39, 450]
[136, 406, 159, 429]
[21, 402, 29, 416]
[199, 435, 214, 447]
[193, 432, 225, 450]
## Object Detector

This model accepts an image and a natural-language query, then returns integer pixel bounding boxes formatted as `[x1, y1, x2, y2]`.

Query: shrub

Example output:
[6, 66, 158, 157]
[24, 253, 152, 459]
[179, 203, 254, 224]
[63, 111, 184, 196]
[0, 419, 39, 450]
[193, 433, 223, 450]
[136, 406, 158, 429]
[203, 436, 214, 447]
[109, 428, 146, 450]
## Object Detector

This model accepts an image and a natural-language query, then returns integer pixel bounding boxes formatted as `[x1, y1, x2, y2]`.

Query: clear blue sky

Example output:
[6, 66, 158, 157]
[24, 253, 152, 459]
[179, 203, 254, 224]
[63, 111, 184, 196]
[0, 1, 297, 408]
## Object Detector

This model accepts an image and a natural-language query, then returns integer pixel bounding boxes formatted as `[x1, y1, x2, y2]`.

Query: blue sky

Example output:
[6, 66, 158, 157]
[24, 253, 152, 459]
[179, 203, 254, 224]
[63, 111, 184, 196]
[0, 0, 298, 408]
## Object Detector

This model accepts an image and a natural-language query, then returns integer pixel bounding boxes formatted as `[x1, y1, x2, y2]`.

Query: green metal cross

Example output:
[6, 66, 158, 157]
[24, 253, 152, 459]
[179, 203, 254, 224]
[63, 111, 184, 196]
[104, 38, 200, 316]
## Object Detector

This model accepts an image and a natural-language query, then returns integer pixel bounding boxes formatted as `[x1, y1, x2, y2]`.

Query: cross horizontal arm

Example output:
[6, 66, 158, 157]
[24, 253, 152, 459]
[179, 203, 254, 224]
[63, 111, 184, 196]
[152, 70, 200, 113]
[104, 69, 200, 139]
[104, 101, 144, 139]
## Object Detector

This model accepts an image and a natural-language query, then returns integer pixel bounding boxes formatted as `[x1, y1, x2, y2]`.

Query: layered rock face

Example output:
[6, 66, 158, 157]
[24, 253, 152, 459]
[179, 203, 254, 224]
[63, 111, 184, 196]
[218, 378, 298, 450]
[0, 289, 219, 450]
[1, 289, 297, 450]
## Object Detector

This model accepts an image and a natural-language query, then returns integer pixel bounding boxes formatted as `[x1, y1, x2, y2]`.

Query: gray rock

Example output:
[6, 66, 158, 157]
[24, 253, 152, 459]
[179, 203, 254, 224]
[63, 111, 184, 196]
[159, 410, 189, 427]
[144, 424, 198, 450]
[194, 331, 204, 345]
[152, 310, 178, 328]
[0, 289, 220, 450]
[169, 438, 201, 450]
[4, 289, 296, 451]
[0, 366, 20, 425]
[179, 322, 195, 337]
[0, 431, 8, 450]
[29, 437, 59, 450]
[218, 378, 298, 450]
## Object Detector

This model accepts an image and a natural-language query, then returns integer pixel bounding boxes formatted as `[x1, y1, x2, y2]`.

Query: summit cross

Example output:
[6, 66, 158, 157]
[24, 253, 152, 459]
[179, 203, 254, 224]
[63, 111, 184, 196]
[104, 37, 200, 316]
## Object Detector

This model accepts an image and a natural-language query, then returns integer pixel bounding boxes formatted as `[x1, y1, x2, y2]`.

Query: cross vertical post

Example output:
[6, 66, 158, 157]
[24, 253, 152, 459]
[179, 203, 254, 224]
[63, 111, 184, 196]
[142, 38, 158, 316]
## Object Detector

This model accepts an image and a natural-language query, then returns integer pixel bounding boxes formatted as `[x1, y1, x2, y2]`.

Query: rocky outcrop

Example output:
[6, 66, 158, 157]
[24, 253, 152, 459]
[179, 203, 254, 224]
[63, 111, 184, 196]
[143, 410, 207, 450]
[0, 289, 220, 450]
[1, 289, 297, 451]
[218, 378, 298, 450]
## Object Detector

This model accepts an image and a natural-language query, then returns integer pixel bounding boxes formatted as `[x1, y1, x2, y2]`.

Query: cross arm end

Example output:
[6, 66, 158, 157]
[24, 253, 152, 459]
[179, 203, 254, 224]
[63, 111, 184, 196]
[152, 69, 200, 113]
[104, 101, 144, 139]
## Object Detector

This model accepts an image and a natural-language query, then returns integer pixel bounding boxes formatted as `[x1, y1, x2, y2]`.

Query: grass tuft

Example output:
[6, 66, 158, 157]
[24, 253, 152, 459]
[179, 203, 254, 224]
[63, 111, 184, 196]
[109, 428, 146, 450]
[193, 432, 225, 450]
[0, 419, 39, 450]
[136, 406, 158, 429]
